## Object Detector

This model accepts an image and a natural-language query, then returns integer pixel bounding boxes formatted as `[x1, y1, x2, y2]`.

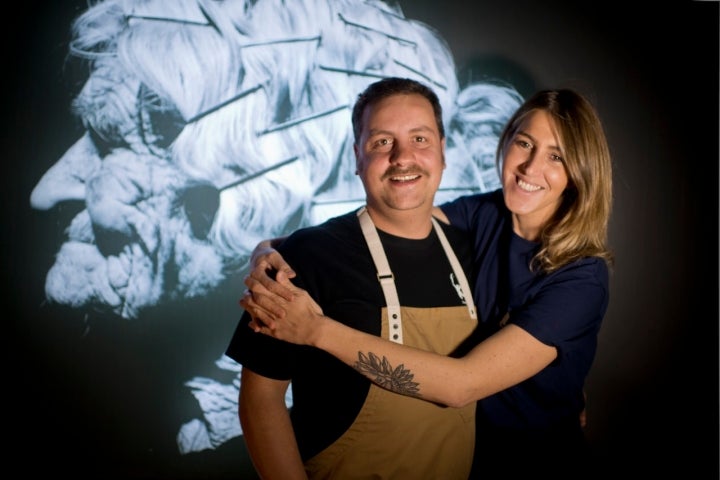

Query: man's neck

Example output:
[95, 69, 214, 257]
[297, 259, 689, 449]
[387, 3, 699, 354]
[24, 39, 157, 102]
[363, 205, 434, 239]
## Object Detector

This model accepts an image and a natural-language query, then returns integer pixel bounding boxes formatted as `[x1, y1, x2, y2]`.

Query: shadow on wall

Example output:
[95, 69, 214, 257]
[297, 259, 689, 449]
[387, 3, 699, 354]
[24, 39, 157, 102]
[457, 55, 538, 99]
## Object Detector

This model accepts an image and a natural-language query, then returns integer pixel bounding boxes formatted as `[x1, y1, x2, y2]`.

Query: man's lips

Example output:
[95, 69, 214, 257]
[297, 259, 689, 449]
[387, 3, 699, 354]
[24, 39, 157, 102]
[389, 173, 421, 182]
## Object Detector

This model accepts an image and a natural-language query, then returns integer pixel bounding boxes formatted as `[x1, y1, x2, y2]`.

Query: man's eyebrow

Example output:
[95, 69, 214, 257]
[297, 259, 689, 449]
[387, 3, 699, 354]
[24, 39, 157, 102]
[409, 125, 435, 134]
[367, 125, 435, 136]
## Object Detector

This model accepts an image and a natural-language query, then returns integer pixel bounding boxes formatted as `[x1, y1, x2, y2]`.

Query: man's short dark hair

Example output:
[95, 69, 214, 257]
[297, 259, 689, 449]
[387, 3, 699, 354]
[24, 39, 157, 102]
[351, 77, 444, 143]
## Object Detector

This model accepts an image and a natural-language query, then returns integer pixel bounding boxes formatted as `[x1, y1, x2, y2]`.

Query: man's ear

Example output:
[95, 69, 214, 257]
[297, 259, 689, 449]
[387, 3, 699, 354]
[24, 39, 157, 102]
[441, 138, 447, 169]
[353, 143, 361, 174]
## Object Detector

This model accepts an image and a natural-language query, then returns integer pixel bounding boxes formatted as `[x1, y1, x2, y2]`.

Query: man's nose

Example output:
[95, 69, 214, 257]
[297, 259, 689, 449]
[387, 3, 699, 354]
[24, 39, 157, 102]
[389, 140, 413, 165]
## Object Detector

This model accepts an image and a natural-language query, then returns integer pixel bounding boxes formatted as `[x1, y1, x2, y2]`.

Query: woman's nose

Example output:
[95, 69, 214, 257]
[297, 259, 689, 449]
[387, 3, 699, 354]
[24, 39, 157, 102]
[518, 151, 539, 173]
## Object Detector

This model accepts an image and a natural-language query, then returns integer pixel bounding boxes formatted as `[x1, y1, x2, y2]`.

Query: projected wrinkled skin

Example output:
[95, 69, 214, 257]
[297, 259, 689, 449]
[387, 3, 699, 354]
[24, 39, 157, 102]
[30, 0, 522, 453]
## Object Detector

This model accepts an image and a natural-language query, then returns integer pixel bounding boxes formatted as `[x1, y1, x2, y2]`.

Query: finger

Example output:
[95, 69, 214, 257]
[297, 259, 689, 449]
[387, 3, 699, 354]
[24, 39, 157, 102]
[248, 318, 270, 332]
[265, 250, 296, 279]
[242, 293, 279, 328]
[250, 245, 297, 279]
[275, 270, 297, 291]
[245, 267, 295, 302]
[251, 290, 288, 319]
[244, 271, 292, 302]
[248, 305, 277, 330]
[243, 274, 267, 296]
[238, 289, 257, 311]
[249, 242, 276, 270]
[250, 322, 277, 338]
[274, 274, 324, 316]
[239, 289, 282, 326]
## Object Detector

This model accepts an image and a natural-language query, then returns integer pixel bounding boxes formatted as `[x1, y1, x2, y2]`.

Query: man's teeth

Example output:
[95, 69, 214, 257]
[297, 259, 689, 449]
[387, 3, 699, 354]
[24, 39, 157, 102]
[391, 174, 420, 182]
[518, 179, 541, 191]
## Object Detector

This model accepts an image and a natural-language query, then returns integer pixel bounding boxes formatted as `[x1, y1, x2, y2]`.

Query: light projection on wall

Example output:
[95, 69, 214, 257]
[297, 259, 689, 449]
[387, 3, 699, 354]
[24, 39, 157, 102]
[29, 0, 522, 455]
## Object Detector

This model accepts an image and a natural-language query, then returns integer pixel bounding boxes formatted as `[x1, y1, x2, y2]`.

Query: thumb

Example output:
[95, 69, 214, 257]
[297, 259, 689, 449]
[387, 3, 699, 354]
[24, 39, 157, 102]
[276, 269, 287, 283]
[276, 270, 296, 289]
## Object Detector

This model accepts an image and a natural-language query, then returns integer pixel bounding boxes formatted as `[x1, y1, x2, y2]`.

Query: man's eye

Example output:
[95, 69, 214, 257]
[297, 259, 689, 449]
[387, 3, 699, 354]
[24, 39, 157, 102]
[414, 136, 427, 143]
[373, 138, 393, 149]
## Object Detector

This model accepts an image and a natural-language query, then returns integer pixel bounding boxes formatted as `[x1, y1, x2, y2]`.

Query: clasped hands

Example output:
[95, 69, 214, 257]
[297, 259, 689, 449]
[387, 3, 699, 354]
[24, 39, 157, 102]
[240, 245, 324, 346]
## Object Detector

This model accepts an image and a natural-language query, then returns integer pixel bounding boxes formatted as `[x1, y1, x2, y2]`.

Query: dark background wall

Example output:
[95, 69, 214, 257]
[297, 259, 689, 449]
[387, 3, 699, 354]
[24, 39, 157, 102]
[7, 0, 719, 478]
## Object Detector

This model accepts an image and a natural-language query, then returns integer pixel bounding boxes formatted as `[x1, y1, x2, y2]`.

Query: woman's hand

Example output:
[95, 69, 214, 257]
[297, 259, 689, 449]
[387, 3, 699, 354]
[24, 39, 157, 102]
[243, 238, 295, 304]
[242, 272, 325, 347]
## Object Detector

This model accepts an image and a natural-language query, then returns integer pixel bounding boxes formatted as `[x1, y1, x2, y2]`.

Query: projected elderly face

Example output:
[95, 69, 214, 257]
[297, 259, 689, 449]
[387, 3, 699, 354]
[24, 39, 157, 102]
[29, 0, 373, 319]
[31, 55, 303, 319]
[29, 0, 523, 454]
[30, 0, 521, 321]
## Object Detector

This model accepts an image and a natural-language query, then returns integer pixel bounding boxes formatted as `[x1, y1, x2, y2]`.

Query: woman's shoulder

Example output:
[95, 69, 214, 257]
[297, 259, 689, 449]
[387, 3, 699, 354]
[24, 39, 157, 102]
[551, 255, 610, 288]
[440, 189, 507, 232]
[443, 189, 503, 209]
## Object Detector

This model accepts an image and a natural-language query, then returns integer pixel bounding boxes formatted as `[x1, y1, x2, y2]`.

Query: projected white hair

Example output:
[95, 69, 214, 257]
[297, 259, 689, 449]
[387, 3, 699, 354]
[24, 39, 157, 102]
[30, 0, 522, 453]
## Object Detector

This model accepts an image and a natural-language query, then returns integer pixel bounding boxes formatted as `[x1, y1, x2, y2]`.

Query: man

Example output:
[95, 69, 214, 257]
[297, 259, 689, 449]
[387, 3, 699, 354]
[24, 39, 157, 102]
[225, 77, 478, 479]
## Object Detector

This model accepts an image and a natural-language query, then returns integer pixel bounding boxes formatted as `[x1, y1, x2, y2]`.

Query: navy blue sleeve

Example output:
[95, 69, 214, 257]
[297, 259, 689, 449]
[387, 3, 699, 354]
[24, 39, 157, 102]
[440, 194, 480, 233]
[510, 258, 609, 349]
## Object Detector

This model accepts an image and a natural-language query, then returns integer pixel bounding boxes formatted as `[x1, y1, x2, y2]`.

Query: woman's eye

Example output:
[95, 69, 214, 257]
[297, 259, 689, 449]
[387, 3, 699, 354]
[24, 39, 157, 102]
[550, 154, 564, 162]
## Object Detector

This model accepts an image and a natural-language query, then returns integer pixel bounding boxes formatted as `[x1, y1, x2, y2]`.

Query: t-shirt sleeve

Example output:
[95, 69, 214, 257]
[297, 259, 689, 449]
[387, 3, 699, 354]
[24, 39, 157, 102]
[225, 230, 320, 380]
[225, 306, 300, 380]
[510, 258, 609, 350]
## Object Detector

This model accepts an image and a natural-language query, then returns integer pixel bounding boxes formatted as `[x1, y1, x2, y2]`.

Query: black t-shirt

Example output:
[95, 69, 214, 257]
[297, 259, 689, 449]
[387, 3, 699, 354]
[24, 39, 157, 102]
[225, 209, 474, 460]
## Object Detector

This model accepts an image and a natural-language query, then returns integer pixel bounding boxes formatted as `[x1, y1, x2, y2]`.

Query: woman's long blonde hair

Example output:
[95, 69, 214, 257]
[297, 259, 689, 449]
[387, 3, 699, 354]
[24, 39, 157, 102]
[496, 89, 614, 273]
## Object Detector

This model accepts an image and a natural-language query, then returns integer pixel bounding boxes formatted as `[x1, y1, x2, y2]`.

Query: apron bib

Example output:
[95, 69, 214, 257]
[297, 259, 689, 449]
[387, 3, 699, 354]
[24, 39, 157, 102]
[304, 208, 478, 479]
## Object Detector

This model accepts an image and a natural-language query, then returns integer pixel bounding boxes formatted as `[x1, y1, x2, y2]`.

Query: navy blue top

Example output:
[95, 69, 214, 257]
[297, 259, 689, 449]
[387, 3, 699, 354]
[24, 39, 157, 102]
[441, 190, 609, 438]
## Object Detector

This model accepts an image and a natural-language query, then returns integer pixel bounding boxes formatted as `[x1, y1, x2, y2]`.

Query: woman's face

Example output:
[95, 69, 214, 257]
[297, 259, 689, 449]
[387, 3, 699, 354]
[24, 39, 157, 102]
[501, 109, 569, 239]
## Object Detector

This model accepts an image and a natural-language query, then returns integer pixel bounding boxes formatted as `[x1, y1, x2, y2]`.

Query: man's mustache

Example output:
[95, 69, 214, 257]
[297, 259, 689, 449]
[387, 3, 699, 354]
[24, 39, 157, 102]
[382, 166, 429, 179]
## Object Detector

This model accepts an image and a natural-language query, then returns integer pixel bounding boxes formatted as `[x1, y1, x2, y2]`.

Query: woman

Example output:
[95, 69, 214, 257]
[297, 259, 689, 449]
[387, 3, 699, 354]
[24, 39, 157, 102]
[243, 88, 613, 478]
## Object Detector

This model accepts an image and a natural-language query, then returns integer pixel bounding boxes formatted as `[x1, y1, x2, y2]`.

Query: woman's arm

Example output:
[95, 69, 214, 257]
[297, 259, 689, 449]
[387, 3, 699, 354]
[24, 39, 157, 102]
[246, 209, 448, 304]
[243, 274, 557, 408]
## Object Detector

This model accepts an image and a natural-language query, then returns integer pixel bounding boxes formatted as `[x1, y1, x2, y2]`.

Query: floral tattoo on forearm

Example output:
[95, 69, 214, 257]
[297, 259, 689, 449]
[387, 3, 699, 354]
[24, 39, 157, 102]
[354, 352, 421, 397]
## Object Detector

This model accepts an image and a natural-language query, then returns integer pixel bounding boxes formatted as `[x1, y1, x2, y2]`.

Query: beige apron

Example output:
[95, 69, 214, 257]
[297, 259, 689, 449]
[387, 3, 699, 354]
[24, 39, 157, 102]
[304, 207, 478, 479]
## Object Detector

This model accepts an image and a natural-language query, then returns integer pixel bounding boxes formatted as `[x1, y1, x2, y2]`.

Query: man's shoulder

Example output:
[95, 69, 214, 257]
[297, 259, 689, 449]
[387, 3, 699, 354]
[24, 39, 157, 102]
[281, 210, 360, 253]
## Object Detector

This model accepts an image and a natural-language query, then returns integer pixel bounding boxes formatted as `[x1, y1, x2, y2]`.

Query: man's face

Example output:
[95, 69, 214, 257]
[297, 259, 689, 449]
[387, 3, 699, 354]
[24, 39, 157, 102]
[354, 93, 445, 223]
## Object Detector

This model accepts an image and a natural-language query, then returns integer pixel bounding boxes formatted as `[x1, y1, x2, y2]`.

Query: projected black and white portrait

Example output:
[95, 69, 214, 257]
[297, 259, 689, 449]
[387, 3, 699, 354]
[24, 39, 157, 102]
[29, 0, 522, 458]
[12, 0, 719, 477]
